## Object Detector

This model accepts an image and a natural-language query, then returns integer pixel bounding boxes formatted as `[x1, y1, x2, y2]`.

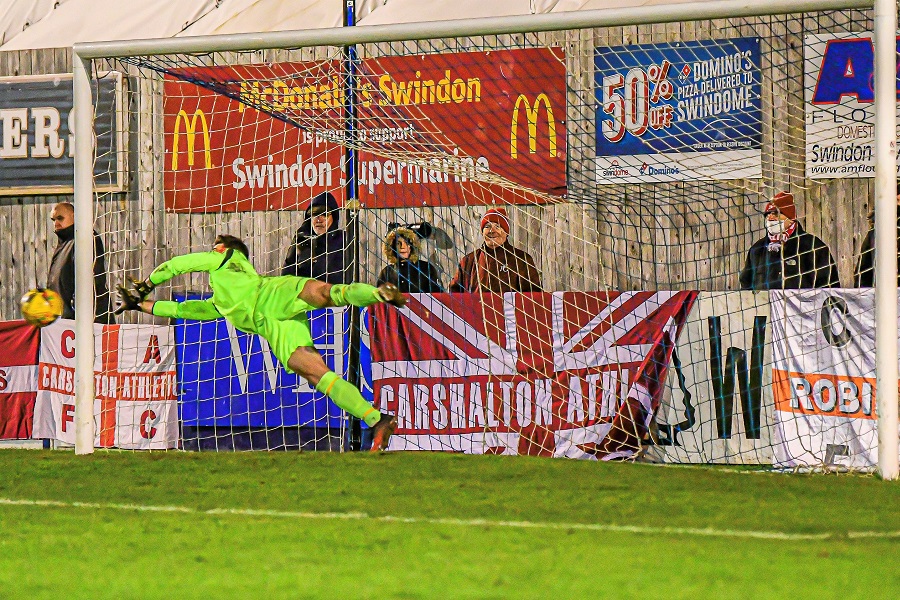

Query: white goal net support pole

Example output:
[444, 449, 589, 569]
[71, 0, 898, 474]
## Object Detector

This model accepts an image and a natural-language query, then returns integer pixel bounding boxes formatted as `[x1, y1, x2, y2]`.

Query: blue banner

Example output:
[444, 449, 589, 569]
[595, 38, 761, 158]
[174, 295, 372, 428]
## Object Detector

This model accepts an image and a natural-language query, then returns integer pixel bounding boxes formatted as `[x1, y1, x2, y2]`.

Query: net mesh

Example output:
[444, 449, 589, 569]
[79, 7, 890, 469]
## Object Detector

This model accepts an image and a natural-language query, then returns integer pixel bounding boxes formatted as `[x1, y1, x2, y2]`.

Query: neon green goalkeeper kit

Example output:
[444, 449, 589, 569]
[147, 248, 385, 426]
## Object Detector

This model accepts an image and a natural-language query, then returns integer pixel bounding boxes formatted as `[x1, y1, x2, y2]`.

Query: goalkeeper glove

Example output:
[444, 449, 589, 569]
[114, 285, 143, 314]
[127, 275, 155, 300]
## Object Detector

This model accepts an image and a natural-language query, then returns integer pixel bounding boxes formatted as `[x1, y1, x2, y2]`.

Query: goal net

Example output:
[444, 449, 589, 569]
[67, 2, 897, 471]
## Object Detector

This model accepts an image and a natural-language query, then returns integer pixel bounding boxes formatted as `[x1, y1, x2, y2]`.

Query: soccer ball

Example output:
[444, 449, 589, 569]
[20, 288, 64, 327]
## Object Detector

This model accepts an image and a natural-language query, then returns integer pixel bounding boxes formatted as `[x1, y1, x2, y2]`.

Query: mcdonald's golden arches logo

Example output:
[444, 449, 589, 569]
[510, 93, 557, 160]
[172, 109, 213, 170]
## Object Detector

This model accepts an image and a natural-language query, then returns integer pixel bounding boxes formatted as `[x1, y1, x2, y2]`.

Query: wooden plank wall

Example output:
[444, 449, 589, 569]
[0, 10, 876, 321]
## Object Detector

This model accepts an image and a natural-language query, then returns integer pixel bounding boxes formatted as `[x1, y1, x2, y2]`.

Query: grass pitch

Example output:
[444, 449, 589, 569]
[0, 450, 897, 599]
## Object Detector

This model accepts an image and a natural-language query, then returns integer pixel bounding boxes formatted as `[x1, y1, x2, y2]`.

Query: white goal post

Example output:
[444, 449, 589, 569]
[70, 0, 897, 478]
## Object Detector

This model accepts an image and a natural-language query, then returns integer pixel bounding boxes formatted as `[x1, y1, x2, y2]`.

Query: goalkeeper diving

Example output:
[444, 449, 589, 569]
[116, 234, 402, 451]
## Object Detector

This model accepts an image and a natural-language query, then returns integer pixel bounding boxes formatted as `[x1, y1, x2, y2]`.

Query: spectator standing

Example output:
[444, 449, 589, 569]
[854, 185, 900, 287]
[739, 191, 839, 290]
[47, 202, 115, 323]
[377, 226, 443, 293]
[449, 207, 542, 293]
[282, 192, 350, 284]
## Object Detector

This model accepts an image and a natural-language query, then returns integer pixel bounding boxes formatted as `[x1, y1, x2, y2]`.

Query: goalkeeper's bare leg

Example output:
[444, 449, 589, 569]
[288, 279, 404, 451]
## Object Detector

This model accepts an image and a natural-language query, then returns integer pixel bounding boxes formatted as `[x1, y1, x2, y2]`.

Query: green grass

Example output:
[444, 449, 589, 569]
[0, 450, 897, 599]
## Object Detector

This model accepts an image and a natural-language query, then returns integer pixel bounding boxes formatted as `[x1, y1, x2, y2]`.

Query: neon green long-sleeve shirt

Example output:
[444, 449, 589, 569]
[148, 249, 308, 334]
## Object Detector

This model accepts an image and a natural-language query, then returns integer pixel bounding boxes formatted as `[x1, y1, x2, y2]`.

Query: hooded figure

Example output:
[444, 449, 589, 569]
[376, 227, 443, 293]
[739, 191, 839, 290]
[282, 192, 350, 284]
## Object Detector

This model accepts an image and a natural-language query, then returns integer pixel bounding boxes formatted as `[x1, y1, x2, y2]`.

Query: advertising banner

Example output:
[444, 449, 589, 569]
[805, 32, 900, 179]
[175, 302, 349, 429]
[769, 290, 892, 470]
[32, 320, 178, 449]
[370, 291, 696, 457]
[0, 73, 125, 195]
[595, 38, 762, 183]
[0, 321, 39, 439]
[653, 292, 774, 464]
[163, 48, 566, 211]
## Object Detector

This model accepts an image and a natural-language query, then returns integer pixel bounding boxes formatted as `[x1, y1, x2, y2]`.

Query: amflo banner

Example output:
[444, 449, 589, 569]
[0, 321, 39, 439]
[805, 32, 900, 179]
[32, 320, 178, 449]
[769, 290, 895, 469]
[595, 38, 762, 183]
[163, 48, 566, 211]
[370, 291, 696, 458]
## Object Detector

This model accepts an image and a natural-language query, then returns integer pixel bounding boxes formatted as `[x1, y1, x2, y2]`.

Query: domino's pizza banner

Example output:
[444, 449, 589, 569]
[369, 291, 697, 458]
[595, 38, 762, 183]
[805, 32, 900, 179]
[31, 319, 178, 449]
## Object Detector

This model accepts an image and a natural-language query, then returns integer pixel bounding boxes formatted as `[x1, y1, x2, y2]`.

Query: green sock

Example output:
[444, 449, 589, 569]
[315, 371, 381, 426]
[329, 283, 381, 308]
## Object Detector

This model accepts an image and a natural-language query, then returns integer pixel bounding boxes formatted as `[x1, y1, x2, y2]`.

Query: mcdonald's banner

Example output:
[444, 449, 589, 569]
[0, 73, 125, 196]
[769, 290, 895, 470]
[0, 321, 40, 439]
[594, 38, 762, 183]
[369, 291, 697, 457]
[163, 48, 566, 212]
[32, 319, 178, 449]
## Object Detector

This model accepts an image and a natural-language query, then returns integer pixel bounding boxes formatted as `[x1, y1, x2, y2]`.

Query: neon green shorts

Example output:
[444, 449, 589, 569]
[254, 276, 318, 368]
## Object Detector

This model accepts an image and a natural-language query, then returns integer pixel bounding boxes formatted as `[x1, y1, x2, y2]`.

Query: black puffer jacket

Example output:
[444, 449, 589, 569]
[739, 222, 840, 290]
[376, 227, 443, 293]
[281, 192, 351, 284]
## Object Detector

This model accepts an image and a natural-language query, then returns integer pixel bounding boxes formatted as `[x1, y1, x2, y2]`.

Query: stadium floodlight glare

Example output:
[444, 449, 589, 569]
[72, 0, 897, 478]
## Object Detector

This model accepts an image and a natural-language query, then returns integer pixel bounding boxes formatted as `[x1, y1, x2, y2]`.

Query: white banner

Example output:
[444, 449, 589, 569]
[769, 290, 891, 469]
[653, 292, 774, 464]
[32, 319, 178, 449]
[805, 32, 900, 179]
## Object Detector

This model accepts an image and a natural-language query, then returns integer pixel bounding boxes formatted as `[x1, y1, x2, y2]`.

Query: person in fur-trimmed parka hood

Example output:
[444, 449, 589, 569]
[377, 226, 443, 293]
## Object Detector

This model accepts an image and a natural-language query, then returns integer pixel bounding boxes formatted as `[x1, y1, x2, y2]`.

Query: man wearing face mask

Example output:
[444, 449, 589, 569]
[739, 191, 839, 290]
[46, 202, 115, 323]
[449, 206, 542, 293]
[282, 192, 350, 284]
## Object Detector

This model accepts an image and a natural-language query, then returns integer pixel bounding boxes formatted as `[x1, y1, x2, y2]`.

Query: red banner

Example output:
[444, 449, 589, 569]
[0, 320, 39, 439]
[370, 291, 697, 458]
[163, 48, 566, 212]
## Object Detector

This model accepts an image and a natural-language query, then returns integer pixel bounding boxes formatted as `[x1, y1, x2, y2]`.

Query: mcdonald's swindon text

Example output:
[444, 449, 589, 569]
[163, 48, 566, 212]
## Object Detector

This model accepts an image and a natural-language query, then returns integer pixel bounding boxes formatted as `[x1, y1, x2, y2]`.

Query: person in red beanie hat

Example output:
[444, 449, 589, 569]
[739, 191, 839, 290]
[449, 206, 542, 293]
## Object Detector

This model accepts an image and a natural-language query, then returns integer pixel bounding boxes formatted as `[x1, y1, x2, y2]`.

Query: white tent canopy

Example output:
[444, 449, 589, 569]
[357, 0, 566, 26]
[0, 0, 68, 46]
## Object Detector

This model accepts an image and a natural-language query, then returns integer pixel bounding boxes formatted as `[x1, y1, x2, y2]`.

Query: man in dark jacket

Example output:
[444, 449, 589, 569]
[449, 207, 542, 293]
[854, 184, 900, 287]
[47, 202, 115, 323]
[739, 191, 839, 290]
[282, 192, 350, 284]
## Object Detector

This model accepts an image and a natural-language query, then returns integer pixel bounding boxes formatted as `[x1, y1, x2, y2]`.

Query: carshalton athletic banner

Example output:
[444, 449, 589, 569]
[769, 290, 899, 470]
[369, 291, 697, 457]
[32, 320, 178, 449]
[163, 48, 566, 212]
[0, 321, 40, 439]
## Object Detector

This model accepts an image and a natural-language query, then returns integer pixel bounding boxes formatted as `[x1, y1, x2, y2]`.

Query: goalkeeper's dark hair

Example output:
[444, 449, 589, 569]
[215, 234, 250, 258]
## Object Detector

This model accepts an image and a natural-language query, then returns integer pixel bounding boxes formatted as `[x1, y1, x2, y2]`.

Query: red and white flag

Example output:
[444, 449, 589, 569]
[0, 321, 40, 439]
[32, 320, 178, 449]
[370, 291, 696, 458]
